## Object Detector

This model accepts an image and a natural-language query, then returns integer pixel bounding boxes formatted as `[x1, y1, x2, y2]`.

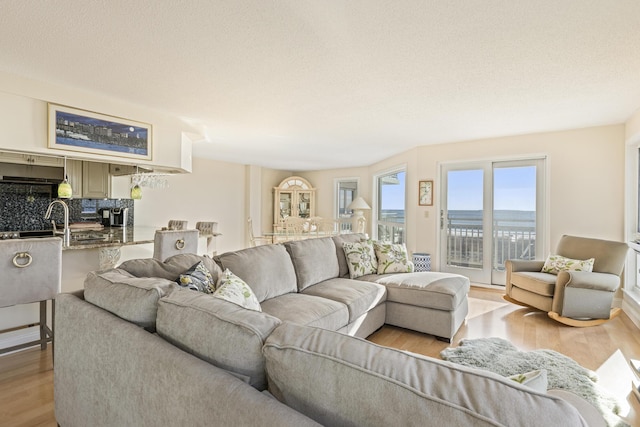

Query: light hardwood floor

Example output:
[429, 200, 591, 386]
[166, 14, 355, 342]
[0, 287, 638, 426]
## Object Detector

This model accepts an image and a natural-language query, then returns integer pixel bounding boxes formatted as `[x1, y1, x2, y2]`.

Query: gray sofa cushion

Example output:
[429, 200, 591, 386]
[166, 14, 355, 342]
[285, 238, 340, 291]
[84, 269, 176, 330]
[215, 244, 297, 302]
[332, 233, 367, 278]
[263, 323, 589, 427]
[55, 293, 321, 427]
[260, 293, 349, 331]
[118, 253, 222, 283]
[156, 288, 281, 390]
[371, 272, 470, 311]
[301, 278, 386, 322]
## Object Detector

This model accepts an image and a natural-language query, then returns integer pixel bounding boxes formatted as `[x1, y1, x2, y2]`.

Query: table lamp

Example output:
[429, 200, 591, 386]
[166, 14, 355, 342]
[348, 196, 371, 234]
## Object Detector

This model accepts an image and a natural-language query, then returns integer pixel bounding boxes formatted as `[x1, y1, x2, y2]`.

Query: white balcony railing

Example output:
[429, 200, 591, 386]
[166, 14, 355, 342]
[446, 217, 535, 271]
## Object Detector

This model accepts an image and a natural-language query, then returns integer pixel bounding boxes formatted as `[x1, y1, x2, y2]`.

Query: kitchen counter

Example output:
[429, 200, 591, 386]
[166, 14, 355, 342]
[62, 226, 161, 270]
[65, 226, 156, 250]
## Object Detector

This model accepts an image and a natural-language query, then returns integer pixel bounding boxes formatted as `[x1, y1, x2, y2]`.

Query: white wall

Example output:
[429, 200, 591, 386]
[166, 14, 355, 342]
[294, 125, 626, 273]
[414, 125, 625, 268]
[0, 71, 192, 171]
[112, 157, 248, 254]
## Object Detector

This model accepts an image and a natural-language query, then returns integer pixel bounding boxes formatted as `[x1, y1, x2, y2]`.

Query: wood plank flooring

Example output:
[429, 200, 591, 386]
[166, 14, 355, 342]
[0, 287, 638, 426]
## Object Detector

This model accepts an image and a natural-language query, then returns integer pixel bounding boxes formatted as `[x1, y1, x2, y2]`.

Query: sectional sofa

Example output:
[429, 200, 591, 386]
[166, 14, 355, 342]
[54, 235, 605, 426]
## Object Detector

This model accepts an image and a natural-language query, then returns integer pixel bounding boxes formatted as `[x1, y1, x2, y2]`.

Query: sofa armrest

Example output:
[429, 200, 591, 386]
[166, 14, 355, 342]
[547, 389, 606, 427]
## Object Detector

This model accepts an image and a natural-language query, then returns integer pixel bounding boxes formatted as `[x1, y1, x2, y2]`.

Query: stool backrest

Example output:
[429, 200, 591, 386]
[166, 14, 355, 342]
[0, 237, 62, 307]
[153, 229, 199, 262]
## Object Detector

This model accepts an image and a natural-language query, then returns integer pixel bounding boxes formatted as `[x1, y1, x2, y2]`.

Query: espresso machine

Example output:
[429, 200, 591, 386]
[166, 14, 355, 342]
[100, 207, 129, 227]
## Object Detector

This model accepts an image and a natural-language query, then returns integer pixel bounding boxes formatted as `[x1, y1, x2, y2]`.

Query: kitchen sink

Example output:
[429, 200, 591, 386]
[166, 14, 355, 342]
[71, 233, 108, 243]
[18, 230, 55, 238]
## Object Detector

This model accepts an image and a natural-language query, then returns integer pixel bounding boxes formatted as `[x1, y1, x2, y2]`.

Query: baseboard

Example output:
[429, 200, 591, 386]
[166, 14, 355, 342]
[0, 327, 40, 356]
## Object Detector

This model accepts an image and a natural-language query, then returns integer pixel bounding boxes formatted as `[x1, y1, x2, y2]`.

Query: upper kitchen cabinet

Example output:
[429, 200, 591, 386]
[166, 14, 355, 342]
[67, 160, 110, 198]
[0, 151, 63, 167]
[273, 176, 315, 225]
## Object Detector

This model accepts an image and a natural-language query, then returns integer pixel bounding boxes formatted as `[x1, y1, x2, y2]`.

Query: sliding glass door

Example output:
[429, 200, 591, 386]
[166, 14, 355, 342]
[440, 158, 545, 285]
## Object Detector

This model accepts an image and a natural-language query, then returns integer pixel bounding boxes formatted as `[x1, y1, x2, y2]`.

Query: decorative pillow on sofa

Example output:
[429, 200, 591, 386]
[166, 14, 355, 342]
[213, 269, 261, 312]
[373, 242, 414, 274]
[176, 261, 215, 294]
[508, 369, 548, 393]
[541, 255, 595, 275]
[342, 240, 378, 279]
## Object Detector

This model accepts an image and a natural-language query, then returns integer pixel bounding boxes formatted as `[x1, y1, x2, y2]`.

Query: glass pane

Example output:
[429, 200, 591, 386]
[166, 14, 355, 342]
[337, 181, 357, 217]
[378, 171, 405, 243]
[279, 193, 291, 218]
[298, 192, 311, 218]
[493, 166, 536, 270]
[446, 169, 483, 268]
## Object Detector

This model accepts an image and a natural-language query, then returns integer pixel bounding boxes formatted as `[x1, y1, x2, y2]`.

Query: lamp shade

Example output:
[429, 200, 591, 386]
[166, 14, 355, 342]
[348, 196, 371, 211]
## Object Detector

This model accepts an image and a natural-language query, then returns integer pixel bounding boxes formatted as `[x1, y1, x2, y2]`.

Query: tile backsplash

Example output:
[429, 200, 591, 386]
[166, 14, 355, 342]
[0, 182, 134, 231]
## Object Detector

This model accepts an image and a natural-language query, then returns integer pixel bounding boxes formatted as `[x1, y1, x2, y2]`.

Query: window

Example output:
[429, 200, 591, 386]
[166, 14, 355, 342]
[375, 168, 406, 244]
[336, 178, 358, 232]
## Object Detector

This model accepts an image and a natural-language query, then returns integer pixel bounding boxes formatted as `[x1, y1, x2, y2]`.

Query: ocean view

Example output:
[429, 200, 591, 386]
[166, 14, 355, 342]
[380, 209, 535, 227]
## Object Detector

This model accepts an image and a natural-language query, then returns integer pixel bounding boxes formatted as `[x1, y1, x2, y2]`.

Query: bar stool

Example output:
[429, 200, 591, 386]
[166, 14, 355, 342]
[196, 221, 220, 256]
[167, 219, 188, 230]
[153, 229, 199, 261]
[0, 237, 62, 355]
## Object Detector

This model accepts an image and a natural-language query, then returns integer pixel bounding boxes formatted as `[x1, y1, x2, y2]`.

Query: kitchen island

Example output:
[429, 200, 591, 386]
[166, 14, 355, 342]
[65, 226, 157, 271]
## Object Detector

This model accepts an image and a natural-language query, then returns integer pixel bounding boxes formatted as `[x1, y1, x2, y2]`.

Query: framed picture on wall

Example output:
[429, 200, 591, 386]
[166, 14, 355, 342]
[48, 103, 152, 161]
[418, 180, 433, 206]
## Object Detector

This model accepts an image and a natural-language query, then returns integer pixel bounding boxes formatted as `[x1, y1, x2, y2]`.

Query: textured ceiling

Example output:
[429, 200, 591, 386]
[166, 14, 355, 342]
[1, 1, 639, 170]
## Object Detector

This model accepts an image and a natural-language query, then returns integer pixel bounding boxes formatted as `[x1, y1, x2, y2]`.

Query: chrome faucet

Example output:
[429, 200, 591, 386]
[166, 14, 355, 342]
[45, 200, 70, 247]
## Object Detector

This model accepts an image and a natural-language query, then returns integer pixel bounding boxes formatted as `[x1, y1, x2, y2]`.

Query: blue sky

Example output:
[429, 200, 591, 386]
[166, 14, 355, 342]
[448, 166, 536, 211]
[379, 166, 536, 211]
[380, 171, 406, 210]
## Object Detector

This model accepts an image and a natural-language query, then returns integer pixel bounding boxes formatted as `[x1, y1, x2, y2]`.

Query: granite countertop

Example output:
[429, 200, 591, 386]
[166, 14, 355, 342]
[64, 226, 157, 250]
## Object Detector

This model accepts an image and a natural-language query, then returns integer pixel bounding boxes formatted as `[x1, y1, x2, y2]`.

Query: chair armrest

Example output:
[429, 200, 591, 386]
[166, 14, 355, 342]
[506, 259, 545, 273]
[505, 260, 546, 295]
[560, 271, 621, 292]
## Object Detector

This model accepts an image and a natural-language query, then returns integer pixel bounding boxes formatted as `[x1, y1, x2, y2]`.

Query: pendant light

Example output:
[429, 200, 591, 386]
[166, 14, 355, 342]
[130, 165, 142, 200]
[58, 156, 73, 198]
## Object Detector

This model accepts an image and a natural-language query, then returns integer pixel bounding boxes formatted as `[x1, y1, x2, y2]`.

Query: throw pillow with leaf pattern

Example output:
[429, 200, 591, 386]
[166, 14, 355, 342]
[176, 261, 215, 293]
[373, 241, 415, 274]
[342, 240, 378, 279]
[541, 255, 595, 275]
[213, 269, 261, 312]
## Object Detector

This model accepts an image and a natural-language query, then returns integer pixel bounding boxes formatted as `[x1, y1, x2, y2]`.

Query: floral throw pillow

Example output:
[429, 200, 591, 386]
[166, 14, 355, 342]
[213, 269, 261, 312]
[373, 242, 415, 274]
[176, 261, 215, 293]
[342, 241, 378, 279]
[541, 254, 595, 275]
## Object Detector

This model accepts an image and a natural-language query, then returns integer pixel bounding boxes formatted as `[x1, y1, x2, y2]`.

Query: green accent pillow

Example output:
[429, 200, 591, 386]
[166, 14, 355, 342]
[213, 269, 261, 312]
[373, 242, 415, 274]
[176, 261, 215, 293]
[541, 255, 595, 275]
[342, 240, 378, 279]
